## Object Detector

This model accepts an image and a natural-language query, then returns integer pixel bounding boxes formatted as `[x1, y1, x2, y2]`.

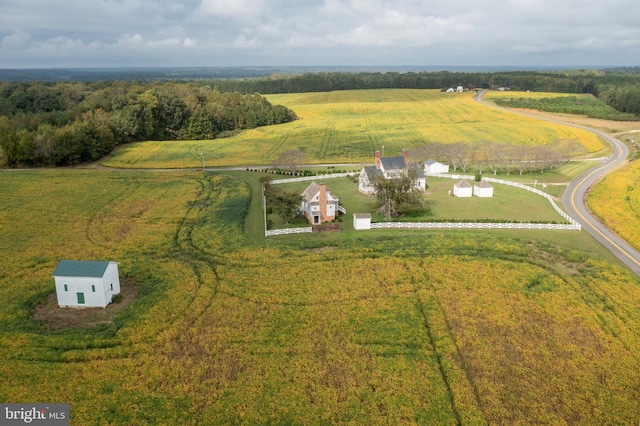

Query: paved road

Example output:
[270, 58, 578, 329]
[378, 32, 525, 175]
[476, 90, 640, 275]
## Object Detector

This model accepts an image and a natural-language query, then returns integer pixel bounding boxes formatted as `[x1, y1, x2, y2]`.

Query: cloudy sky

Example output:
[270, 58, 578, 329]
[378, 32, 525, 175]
[1, 0, 639, 68]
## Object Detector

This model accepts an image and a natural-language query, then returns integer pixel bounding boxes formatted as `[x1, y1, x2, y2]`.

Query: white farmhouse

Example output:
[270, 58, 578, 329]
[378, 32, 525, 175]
[359, 149, 426, 194]
[53, 260, 120, 308]
[424, 159, 450, 174]
[301, 181, 341, 224]
[453, 180, 473, 197]
[474, 180, 494, 197]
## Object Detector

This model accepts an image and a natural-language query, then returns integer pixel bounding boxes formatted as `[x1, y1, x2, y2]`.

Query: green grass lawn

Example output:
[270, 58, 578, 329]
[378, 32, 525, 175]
[266, 174, 569, 232]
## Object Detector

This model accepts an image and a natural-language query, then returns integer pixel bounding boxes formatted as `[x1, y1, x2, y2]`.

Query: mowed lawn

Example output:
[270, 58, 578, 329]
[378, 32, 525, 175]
[102, 89, 605, 169]
[269, 176, 566, 230]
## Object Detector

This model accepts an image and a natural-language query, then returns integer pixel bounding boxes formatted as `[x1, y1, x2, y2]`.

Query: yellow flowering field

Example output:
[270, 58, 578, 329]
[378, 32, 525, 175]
[588, 160, 640, 251]
[102, 89, 604, 169]
[1, 170, 640, 424]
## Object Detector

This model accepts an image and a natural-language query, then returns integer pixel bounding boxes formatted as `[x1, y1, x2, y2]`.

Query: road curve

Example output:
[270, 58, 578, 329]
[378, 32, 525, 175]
[476, 90, 640, 275]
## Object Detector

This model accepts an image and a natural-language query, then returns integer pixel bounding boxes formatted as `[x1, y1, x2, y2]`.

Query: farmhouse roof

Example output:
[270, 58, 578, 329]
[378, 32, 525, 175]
[301, 181, 338, 202]
[380, 156, 407, 171]
[52, 260, 112, 278]
[425, 159, 438, 166]
[301, 181, 321, 202]
[363, 166, 382, 180]
[454, 180, 472, 188]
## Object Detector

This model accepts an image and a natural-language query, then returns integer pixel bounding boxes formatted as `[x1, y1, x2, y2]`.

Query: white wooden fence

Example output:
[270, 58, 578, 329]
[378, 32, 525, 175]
[370, 222, 579, 231]
[265, 227, 313, 237]
[271, 172, 358, 184]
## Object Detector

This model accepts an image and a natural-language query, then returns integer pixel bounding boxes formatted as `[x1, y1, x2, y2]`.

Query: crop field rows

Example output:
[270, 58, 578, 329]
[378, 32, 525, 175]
[102, 90, 605, 169]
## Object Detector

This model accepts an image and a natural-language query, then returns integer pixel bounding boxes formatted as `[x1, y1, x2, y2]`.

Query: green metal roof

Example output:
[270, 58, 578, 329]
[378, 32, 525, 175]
[52, 260, 111, 278]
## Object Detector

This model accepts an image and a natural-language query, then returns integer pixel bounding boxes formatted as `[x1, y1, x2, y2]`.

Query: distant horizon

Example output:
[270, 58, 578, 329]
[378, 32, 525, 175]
[1, 64, 637, 83]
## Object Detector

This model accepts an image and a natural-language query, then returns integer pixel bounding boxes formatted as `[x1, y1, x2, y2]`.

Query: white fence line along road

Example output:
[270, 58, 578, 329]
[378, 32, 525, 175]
[370, 222, 579, 231]
[271, 172, 359, 184]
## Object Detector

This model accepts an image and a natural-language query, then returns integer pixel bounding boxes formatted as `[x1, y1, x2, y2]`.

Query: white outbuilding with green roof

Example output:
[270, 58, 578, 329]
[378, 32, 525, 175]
[52, 260, 120, 308]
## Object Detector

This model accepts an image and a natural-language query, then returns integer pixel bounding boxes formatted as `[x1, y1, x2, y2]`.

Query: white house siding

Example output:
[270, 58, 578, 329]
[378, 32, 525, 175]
[474, 181, 494, 198]
[353, 213, 372, 230]
[55, 276, 107, 308]
[424, 161, 450, 174]
[453, 180, 473, 197]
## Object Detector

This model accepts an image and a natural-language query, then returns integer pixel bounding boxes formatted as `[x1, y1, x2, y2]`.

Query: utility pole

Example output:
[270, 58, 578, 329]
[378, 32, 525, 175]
[200, 152, 205, 171]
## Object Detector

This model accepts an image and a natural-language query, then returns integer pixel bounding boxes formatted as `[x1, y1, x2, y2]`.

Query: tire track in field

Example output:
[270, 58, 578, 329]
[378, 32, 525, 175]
[85, 174, 141, 249]
[407, 261, 487, 425]
[168, 174, 222, 330]
[266, 133, 290, 157]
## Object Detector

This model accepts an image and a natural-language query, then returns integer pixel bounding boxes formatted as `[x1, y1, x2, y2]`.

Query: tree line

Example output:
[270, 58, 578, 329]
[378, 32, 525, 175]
[0, 81, 296, 167]
[208, 70, 640, 119]
[411, 139, 582, 176]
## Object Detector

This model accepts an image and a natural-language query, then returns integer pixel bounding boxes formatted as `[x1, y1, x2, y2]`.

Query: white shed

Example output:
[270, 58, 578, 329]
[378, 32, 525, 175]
[474, 180, 494, 197]
[424, 159, 450, 174]
[353, 213, 372, 230]
[453, 180, 472, 197]
[53, 260, 120, 308]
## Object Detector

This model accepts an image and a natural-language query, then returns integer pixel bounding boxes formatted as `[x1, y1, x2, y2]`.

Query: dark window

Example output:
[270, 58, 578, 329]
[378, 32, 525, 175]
[77, 293, 85, 304]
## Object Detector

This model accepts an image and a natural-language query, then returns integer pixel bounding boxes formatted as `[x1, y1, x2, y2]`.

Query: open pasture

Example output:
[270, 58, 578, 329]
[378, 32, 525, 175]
[102, 89, 605, 169]
[2, 169, 640, 424]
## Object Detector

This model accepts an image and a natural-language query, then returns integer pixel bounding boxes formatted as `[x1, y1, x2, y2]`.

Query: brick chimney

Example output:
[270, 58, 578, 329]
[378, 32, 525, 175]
[402, 148, 409, 165]
[319, 182, 327, 222]
[375, 150, 382, 169]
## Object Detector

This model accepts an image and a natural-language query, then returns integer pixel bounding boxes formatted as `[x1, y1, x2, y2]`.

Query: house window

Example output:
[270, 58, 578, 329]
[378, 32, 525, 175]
[64, 284, 68, 292]
[91, 285, 95, 292]
[110, 283, 113, 291]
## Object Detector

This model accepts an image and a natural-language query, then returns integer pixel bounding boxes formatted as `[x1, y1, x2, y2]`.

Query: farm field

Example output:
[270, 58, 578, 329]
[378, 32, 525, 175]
[102, 89, 606, 169]
[2, 169, 640, 424]
[588, 160, 640, 252]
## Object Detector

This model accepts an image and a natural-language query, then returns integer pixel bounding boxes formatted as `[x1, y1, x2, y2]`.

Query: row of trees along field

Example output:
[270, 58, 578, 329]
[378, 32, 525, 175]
[412, 139, 582, 175]
[0, 81, 296, 167]
[210, 69, 640, 119]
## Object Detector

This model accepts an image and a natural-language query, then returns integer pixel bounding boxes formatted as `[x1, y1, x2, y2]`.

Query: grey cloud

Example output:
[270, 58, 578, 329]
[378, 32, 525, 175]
[0, 0, 639, 67]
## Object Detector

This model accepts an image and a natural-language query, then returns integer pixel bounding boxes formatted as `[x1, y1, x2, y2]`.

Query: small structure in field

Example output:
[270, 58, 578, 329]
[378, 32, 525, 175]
[424, 159, 450, 174]
[301, 181, 341, 225]
[474, 180, 494, 197]
[53, 260, 120, 308]
[453, 180, 472, 197]
[353, 213, 372, 230]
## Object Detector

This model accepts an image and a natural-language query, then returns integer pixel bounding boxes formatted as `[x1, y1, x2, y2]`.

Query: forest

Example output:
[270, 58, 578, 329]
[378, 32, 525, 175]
[0, 81, 296, 167]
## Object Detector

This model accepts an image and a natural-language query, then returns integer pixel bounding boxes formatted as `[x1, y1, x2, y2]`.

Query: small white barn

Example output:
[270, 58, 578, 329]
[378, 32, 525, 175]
[353, 213, 372, 230]
[474, 180, 494, 198]
[53, 260, 120, 308]
[456, 86, 464, 92]
[424, 159, 450, 174]
[453, 180, 473, 197]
